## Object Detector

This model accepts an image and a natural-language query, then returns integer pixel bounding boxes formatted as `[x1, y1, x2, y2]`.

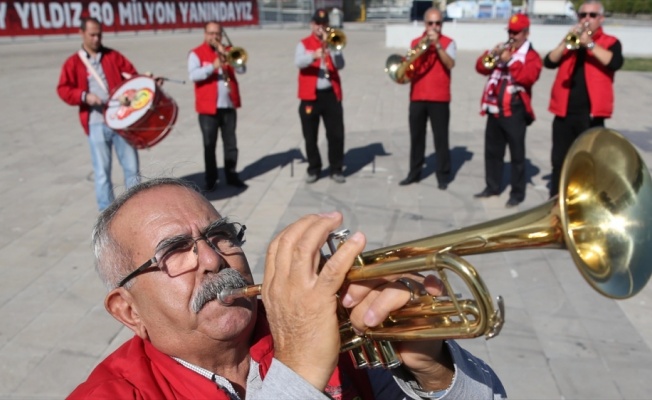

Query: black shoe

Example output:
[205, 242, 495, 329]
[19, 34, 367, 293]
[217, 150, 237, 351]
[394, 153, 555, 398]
[474, 188, 498, 198]
[438, 182, 448, 190]
[399, 175, 420, 186]
[204, 181, 217, 192]
[305, 174, 318, 184]
[505, 198, 521, 208]
[226, 175, 247, 188]
[330, 173, 345, 184]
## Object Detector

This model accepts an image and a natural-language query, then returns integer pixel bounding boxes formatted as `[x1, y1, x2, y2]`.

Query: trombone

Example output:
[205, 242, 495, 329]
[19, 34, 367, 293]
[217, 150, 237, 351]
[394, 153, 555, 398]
[219, 128, 652, 369]
[220, 29, 248, 68]
[481, 39, 514, 70]
[323, 26, 347, 51]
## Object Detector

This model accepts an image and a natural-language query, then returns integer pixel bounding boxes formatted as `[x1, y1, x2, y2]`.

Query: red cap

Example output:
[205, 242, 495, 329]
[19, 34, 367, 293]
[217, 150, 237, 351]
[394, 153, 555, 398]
[508, 13, 530, 32]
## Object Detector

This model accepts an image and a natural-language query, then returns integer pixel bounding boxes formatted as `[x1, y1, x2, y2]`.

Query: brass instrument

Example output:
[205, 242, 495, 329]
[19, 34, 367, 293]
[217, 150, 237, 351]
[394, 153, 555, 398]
[565, 22, 592, 50]
[219, 128, 652, 369]
[481, 39, 514, 70]
[384, 35, 430, 84]
[324, 26, 347, 51]
[221, 29, 248, 68]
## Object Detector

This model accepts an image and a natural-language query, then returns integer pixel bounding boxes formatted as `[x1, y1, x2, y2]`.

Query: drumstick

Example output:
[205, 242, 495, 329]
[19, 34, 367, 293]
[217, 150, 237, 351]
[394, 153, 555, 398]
[160, 77, 186, 84]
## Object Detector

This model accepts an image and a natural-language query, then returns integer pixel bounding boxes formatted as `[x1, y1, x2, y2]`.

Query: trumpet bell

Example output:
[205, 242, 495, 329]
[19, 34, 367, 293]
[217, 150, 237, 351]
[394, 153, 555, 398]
[565, 32, 581, 50]
[226, 46, 248, 67]
[560, 128, 652, 298]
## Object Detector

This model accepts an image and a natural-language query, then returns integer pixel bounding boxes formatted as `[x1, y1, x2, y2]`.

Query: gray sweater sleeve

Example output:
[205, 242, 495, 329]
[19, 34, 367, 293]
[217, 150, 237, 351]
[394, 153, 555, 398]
[247, 358, 330, 400]
[248, 340, 505, 399]
[389, 340, 507, 399]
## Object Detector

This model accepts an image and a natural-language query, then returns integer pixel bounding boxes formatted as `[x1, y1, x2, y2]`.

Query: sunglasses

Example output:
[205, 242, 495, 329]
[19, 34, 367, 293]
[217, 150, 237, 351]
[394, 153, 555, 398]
[508, 30, 522, 35]
[578, 12, 600, 18]
[427, 20, 442, 26]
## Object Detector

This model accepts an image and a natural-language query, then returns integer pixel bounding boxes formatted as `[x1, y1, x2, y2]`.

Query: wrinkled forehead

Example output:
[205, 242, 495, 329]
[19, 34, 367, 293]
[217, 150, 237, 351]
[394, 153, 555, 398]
[580, 2, 601, 12]
[112, 185, 221, 246]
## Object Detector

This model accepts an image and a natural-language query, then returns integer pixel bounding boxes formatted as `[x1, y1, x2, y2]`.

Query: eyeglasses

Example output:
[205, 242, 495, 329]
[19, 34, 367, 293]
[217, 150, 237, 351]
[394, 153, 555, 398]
[578, 12, 600, 18]
[426, 20, 442, 26]
[117, 220, 246, 288]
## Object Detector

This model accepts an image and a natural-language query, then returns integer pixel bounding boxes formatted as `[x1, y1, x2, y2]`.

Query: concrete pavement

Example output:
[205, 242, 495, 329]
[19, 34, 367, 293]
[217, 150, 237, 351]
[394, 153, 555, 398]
[1, 22, 652, 399]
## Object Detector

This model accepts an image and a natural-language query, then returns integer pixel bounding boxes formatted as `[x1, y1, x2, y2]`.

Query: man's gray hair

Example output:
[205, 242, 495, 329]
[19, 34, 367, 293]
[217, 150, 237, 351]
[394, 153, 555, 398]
[582, 0, 605, 15]
[92, 177, 199, 290]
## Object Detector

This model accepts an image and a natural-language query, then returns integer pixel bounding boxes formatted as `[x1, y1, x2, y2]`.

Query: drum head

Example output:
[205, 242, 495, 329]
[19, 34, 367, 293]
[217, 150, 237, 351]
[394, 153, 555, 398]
[105, 76, 157, 130]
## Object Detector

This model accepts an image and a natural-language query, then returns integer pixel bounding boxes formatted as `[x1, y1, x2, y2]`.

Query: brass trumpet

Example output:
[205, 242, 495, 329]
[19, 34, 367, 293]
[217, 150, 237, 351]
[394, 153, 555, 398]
[565, 22, 592, 50]
[384, 35, 430, 84]
[481, 39, 514, 70]
[220, 128, 652, 369]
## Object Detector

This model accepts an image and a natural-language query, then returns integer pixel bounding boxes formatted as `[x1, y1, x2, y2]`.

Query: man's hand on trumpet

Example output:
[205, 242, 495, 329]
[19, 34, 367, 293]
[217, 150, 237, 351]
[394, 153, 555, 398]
[261, 211, 455, 393]
[262, 212, 365, 392]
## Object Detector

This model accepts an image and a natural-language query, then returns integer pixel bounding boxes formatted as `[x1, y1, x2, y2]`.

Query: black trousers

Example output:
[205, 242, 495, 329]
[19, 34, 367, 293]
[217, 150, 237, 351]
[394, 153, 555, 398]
[483, 104, 528, 202]
[550, 114, 605, 197]
[407, 101, 451, 184]
[198, 109, 238, 185]
[298, 89, 344, 176]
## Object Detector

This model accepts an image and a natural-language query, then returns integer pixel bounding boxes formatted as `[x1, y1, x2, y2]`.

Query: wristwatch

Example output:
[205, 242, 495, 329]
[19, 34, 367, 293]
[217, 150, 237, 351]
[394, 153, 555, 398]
[586, 41, 596, 50]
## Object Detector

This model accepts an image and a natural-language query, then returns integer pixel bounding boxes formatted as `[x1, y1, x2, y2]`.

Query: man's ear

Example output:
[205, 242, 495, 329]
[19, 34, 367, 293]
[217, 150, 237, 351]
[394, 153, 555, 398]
[105, 288, 148, 339]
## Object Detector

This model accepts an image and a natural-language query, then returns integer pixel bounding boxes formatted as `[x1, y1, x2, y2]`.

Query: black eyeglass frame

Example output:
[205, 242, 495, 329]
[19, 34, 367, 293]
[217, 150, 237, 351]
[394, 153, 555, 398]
[117, 222, 247, 288]
[578, 12, 600, 18]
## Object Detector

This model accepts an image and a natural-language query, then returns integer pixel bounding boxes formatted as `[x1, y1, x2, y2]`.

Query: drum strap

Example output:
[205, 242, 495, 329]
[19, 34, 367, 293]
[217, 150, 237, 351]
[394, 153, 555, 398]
[77, 50, 109, 94]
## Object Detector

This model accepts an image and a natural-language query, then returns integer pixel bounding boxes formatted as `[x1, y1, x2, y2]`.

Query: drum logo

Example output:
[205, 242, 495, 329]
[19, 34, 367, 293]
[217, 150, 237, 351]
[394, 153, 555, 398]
[109, 88, 154, 121]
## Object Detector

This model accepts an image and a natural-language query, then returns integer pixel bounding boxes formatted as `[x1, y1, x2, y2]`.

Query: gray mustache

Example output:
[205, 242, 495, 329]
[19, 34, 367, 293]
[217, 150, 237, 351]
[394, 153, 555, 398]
[191, 269, 248, 313]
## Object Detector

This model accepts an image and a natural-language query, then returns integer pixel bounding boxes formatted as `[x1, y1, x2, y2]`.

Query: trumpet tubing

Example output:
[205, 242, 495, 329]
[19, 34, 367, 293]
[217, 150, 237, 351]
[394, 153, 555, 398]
[219, 128, 652, 369]
[384, 36, 430, 84]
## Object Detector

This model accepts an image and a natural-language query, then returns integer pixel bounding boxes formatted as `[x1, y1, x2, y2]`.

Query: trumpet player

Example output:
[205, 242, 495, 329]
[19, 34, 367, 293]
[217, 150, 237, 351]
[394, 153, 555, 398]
[399, 8, 456, 190]
[544, 0, 623, 198]
[295, 9, 346, 184]
[68, 176, 507, 399]
[474, 13, 542, 208]
[188, 21, 247, 192]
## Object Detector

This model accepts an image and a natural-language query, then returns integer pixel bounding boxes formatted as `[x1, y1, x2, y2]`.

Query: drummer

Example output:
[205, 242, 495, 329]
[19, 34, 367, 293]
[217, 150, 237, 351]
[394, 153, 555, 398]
[57, 16, 142, 211]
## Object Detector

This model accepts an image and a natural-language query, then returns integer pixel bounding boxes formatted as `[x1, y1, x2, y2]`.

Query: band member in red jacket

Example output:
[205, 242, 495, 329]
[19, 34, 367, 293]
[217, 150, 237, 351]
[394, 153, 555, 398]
[189, 21, 247, 191]
[544, 0, 623, 198]
[399, 7, 456, 190]
[67, 177, 507, 399]
[295, 9, 346, 184]
[57, 17, 140, 211]
[474, 13, 542, 208]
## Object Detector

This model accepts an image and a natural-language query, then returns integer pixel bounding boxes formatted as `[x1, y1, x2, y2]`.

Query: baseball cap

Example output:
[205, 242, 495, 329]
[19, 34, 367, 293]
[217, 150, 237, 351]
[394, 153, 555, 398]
[508, 13, 530, 32]
[312, 8, 329, 25]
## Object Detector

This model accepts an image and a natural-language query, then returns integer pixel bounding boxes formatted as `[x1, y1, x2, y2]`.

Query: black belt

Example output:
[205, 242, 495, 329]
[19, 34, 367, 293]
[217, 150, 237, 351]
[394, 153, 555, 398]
[316, 87, 334, 93]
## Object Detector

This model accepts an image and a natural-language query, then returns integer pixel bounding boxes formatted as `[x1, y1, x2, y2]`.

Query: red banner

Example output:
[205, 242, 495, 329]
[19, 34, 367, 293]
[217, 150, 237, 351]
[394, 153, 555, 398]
[0, 0, 259, 36]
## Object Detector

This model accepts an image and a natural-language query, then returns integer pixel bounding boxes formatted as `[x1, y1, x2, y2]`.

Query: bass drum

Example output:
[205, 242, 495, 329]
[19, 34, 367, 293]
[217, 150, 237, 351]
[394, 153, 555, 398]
[104, 75, 178, 149]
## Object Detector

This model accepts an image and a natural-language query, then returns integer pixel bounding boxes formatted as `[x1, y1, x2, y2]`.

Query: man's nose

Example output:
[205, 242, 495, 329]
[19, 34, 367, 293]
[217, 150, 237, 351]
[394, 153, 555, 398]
[195, 239, 226, 271]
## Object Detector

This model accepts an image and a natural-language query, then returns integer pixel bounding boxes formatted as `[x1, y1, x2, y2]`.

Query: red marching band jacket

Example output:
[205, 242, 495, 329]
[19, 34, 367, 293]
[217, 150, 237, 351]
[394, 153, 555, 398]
[56, 47, 138, 135]
[191, 41, 242, 114]
[548, 27, 618, 118]
[476, 41, 542, 123]
[67, 303, 375, 400]
[297, 34, 343, 101]
[409, 33, 453, 102]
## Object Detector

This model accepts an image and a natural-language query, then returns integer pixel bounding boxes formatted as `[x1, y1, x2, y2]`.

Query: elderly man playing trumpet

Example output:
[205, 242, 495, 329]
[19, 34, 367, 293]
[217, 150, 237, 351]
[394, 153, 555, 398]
[544, 0, 623, 198]
[67, 177, 506, 399]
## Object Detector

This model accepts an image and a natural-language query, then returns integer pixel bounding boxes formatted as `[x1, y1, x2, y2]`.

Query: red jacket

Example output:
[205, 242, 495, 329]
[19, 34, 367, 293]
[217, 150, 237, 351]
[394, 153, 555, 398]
[476, 41, 542, 122]
[297, 34, 343, 101]
[57, 47, 137, 135]
[67, 303, 374, 399]
[548, 28, 618, 118]
[191, 41, 241, 114]
[409, 34, 453, 102]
